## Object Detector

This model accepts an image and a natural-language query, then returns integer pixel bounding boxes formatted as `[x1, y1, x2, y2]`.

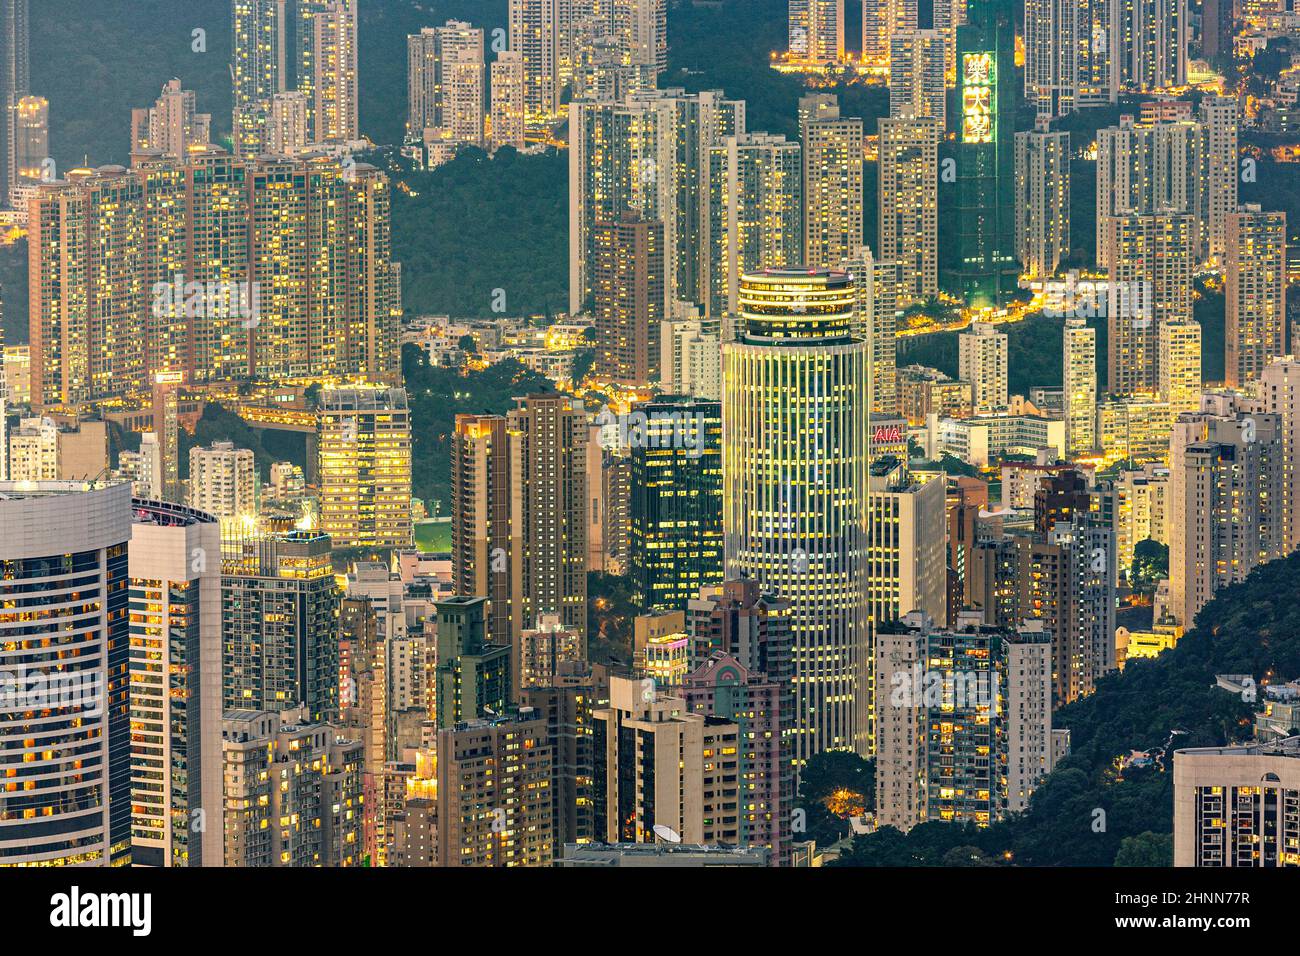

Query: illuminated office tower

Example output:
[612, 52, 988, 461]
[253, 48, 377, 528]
[593, 215, 663, 384]
[1013, 122, 1069, 278]
[1113, 0, 1187, 91]
[318, 385, 414, 550]
[704, 132, 803, 318]
[1063, 317, 1097, 457]
[11, 92, 45, 207]
[0, 481, 131, 866]
[789, 0, 845, 63]
[407, 22, 485, 147]
[29, 166, 145, 409]
[889, 30, 945, 124]
[629, 397, 723, 611]
[1174, 737, 1300, 867]
[221, 530, 339, 723]
[510, 0, 563, 124]
[7, 415, 57, 480]
[1157, 320, 1201, 413]
[222, 707, 363, 867]
[187, 441, 256, 527]
[569, 88, 745, 314]
[951, 1, 1019, 306]
[840, 246, 900, 415]
[959, 321, 1008, 412]
[593, 675, 741, 845]
[435, 713, 553, 866]
[268, 91, 309, 155]
[507, 394, 588, 685]
[452, 414, 513, 643]
[613, 0, 666, 75]
[489, 50, 526, 151]
[1103, 212, 1194, 396]
[232, 0, 287, 156]
[1260, 358, 1300, 554]
[131, 79, 211, 159]
[1201, 95, 1237, 264]
[1171, 413, 1284, 629]
[299, 0, 358, 143]
[1095, 115, 1206, 265]
[803, 100, 863, 269]
[723, 269, 869, 760]
[1226, 206, 1287, 388]
[878, 114, 938, 302]
[1023, 0, 1114, 117]
[128, 500, 222, 868]
[862, 0, 917, 65]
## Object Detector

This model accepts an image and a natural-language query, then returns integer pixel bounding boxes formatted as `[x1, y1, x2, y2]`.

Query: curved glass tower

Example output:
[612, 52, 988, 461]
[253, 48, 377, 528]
[723, 268, 869, 761]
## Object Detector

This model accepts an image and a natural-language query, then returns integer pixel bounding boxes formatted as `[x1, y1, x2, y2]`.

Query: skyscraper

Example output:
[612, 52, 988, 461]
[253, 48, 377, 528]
[299, 0, 358, 143]
[1014, 122, 1070, 279]
[862, 0, 917, 66]
[232, 0, 287, 156]
[452, 414, 513, 643]
[803, 99, 863, 269]
[629, 397, 723, 611]
[1113, 0, 1187, 92]
[188, 441, 257, 527]
[1225, 205, 1286, 389]
[592, 214, 663, 384]
[951, 0, 1019, 306]
[1063, 317, 1097, 457]
[128, 499, 223, 867]
[0, 480, 132, 866]
[508, 394, 589, 685]
[131, 79, 212, 159]
[0, 0, 29, 209]
[723, 268, 869, 759]
[1157, 319, 1201, 413]
[840, 246, 900, 415]
[959, 321, 1009, 413]
[489, 50, 526, 151]
[789, 0, 845, 64]
[221, 530, 340, 723]
[510, 0, 563, 125]
[1023, 0, 1115, 117]
[889, 30, 945, 124]
[878, 114, 939, 302]
[407, 22, 486, 148]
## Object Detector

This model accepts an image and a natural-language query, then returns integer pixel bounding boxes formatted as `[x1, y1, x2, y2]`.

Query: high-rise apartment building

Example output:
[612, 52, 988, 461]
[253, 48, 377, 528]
[593, 215, 663, 383]
[1174, 736, 1300, 867]
[187, 440, 256, 527]
[723, 269, 869, 759]
[489, 50, 526, 151]
[789, 0, 845, 64]
[507, 394, 588, 681]
[0, 0, 30, 209]
[318, 386, 414, 550]
[452, 414, 512, 643]
[889, 30, 945, 124]
[959, 322, 1009, 412]
[1225, 205, 1287, 388]
[1014, 123, 1070, 278]
[221, 530, 340, 723]
[802, 98, 863, 269]
[268, 91, 309, 155]
[128, 499, 222, 867]
[131, 78, 211, 159]
[862, 0, 916, 66]
[10, 92, 45, 209]
[840, 246, 900, 415]
[1157, 319, 1201, 413]
[1260, 357, 1300, 554]
[570, 88, 745, 315]
[1103, 212, 1195, 396]
[1200, 95, 1238, 264]
[878, 114, 939, 302]
[432, 596, 510, 728]
[299, 0, 358, 144]
[407, 22, 486, 148]
[704, 132, 803, 318]
[593, 675, 741, 845]
[1063, 317, 1097, 456]
[0, 480, 132, 867]
[222, 706, 363, 866]
[1023, 0, 1115, 116]
[435, 712, 554, 866]
[1113, 0, 1187, 92]
[232, 0, 288, 156]
[509, 0, 563, 125]
[629, 397, 723, 611]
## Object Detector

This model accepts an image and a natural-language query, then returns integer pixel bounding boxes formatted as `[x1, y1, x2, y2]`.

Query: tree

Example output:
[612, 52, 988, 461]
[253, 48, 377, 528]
[1130, 539, 1169, 596]
[794, 750, 875, 847]
[1114, 831, 1173, 867]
